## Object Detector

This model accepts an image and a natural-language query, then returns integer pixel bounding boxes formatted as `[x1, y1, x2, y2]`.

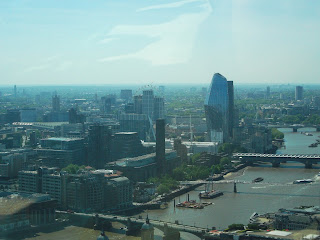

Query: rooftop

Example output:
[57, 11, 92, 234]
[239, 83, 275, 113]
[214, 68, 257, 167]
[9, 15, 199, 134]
[0, 192, 51, 216]
[115, 132, 138, 135]
[110, 176, 129, 183]
[44, 137, 82, 142]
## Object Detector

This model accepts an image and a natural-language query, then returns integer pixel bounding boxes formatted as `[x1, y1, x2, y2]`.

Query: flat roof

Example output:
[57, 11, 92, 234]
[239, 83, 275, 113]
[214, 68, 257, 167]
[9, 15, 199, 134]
[111, 176, 129, 182]
[266, 230, 292, 237]
[115, 132, 137, 135]
[303, 234, 319, 239]
[116, 150, 176, 162]
[43, 137, 83, 141]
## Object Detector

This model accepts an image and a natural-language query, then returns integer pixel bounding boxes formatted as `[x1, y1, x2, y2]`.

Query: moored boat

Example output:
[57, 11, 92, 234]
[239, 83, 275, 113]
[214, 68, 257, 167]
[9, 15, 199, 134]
[293, 179, 314, 184]
[199, 190, 223, 199]
[252, 177, 264, 183]
[308, 143, 318, 147]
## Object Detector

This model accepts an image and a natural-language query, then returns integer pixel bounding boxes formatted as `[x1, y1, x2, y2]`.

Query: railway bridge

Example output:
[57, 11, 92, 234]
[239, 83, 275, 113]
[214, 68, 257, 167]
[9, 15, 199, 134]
[57, 211, 211, 239]
[266, 124, 320, 132]
[233, 153, 320, 168]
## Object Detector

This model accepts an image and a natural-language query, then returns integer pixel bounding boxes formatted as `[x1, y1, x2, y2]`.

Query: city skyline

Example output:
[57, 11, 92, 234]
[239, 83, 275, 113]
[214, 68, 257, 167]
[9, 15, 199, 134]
[1, 0, 320, 85]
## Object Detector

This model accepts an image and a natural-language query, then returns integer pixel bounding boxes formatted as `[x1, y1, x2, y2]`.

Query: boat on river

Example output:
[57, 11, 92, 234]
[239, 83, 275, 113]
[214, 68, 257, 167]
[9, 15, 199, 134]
[176, 200, 212, 209]
[305, 132, 313, 136]
[293, 179, 314, 184]
[199, 181, 223, 199]
[252, 177, 264, 183]
[308, 143, 318, 147]
[199, 190, 223, 199]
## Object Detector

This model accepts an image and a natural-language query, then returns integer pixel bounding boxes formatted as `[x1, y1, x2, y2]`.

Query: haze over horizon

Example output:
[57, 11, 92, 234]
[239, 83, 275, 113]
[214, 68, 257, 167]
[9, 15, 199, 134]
[1, 0, 320, 85]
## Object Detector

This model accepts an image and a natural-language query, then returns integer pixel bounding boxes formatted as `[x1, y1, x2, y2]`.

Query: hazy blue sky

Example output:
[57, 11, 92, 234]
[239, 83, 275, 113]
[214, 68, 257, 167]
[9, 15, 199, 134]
[1, 0, 319, 85]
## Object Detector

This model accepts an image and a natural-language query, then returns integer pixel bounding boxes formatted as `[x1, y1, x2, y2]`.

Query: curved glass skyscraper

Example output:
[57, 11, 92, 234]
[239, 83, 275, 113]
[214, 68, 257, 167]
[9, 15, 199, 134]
[204, 73, 234, 143]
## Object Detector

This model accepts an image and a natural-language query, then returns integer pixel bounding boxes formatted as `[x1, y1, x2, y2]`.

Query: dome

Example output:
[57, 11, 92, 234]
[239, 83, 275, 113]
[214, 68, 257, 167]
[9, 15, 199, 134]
[141, 222, 154, 230]
[97, 230, 109, 240]
[141, 216, 154, 230]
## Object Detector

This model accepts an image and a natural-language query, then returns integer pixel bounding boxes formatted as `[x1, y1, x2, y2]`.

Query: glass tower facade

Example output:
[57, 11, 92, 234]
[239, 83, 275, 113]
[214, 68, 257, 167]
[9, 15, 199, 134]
[204, 73, 231, 143]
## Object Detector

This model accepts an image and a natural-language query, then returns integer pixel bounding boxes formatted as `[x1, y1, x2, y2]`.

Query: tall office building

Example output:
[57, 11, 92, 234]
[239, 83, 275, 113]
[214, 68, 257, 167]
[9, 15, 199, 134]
[266, 86, 270, 98]
[153, 97, 165, 120]
[134, 95, 143, 114]
[87, 124, 112, 169]
[204, 73, 234, 143]
[118, 114, 150, 141]
[295, 86, 303, 101]
[104, 97, 112, 113]
[156, 119, 165, 176]
[132, 90, 165, 121]
[120, 89, 133, 102]
[14, 85, 17, 97]
[142, 90, 154, 120]
[227, 81, 234, 139]
[68, 108, 85, 124]
[37, 137, 85, 167]
[20, 108, 37, 122]
[52, 94, 60, 112]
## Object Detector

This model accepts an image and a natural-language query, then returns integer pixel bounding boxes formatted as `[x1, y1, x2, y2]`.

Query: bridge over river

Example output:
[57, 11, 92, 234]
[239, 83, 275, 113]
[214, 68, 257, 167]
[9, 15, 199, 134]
[266, 124, 320, 132]
[233, 153, 320, 168]
[57, 211, 211, 240]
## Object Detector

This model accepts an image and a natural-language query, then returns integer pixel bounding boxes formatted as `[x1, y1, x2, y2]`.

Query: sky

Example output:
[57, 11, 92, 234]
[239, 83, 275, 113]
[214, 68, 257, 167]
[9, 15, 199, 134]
[0, 0, 320, 85]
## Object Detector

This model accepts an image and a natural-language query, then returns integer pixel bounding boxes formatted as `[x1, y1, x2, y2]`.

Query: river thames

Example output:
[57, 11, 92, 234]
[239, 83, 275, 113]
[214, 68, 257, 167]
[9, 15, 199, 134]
[12, 128, 320, 240]
[140, 128, 320, 239]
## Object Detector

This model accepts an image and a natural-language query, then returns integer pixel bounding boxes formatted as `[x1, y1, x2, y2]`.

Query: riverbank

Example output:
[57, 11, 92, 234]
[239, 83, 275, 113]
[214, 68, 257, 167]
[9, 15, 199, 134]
[134, 163, 249, 211]
[133, 182, 204, 211]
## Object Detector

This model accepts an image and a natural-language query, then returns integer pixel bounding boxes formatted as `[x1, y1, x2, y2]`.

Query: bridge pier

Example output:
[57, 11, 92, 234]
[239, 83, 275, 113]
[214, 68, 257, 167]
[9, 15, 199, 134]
[272, 161, 280, 168]
[126, 218, 142, 236]
[163, 223, 180, 240]
[305, 161, 313, 169]
[292, 127, 298, 132]
[94, 214, 100, 230]
[316, 126, 320, 132]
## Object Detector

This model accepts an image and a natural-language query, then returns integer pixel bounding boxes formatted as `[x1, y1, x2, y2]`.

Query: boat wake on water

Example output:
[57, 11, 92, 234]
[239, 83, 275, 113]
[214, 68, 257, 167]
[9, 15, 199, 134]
[251, 186, 267, 189]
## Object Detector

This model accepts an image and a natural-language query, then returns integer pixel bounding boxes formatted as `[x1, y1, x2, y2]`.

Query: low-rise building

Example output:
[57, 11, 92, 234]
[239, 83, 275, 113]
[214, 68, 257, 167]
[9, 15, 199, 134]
[274, 213, 314, 230]
[106, 150, 181, 182]
[37, 137, 85, 168]
[19, 168, 133, 212]
[0, 152, 25, 179]
[111, 132, 147, 161]
[0, 192, 56, 234]
[104, 176, 133, 211]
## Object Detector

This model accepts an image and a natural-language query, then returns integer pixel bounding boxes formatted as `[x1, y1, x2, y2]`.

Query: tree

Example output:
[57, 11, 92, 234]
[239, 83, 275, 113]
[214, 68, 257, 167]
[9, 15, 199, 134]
[62, 164, 86, 174]
[190, 153, 202, 164]
[220, 157, 231, 166]
[194, 136, 205, 142]
[157, 184, 170, 195]
[271, 128, 284, 140]
[228, 224, 244, 230]
[172, 168, 186, 181]
[218, 143, 234, 154]
[212, 165, 223, 174]
[247, 223, 260, 230]
[218, 143, 248, 154]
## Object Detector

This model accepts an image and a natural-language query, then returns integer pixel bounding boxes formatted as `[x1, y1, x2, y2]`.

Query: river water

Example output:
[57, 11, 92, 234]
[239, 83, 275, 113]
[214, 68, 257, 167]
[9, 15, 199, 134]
[141, 128, 320, 239]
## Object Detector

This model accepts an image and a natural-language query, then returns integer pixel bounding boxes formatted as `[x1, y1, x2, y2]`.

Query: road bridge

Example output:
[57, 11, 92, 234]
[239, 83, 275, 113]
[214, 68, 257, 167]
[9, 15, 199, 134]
[57, 211, 211, 239]
[266, 124, 320, 132]
[233, 153, 320, 168]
